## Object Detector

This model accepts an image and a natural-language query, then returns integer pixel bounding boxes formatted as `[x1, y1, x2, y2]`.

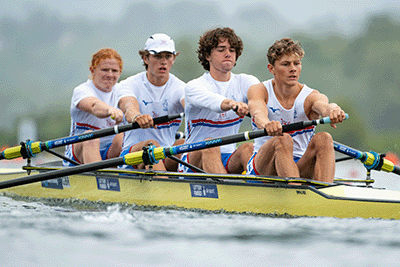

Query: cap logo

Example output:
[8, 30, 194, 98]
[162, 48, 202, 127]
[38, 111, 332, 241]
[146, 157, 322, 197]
[144, 33, 175, 54]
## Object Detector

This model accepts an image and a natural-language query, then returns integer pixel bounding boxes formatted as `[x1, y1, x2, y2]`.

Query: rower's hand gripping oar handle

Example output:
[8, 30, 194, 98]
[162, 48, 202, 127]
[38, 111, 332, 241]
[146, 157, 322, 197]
[0, 114, 346, 190]
[236, 106, 349, 125]
[126, 114, 349, 166]
[0, 113, 184, 161]
[281, 114, 348, 132]
[174, 114, 348, 140]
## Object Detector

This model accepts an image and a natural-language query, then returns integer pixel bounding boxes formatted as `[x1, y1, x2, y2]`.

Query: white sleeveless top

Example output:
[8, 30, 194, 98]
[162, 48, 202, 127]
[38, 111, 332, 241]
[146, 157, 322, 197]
[252, 79, 315, 158]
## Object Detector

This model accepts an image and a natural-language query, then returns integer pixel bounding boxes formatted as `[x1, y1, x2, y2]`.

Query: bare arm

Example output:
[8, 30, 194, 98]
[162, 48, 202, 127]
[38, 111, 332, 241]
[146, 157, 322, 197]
[248, 83, 282, 136]
[118, 96, 155, 128]
[306, 91, 346, 128]
[180, 98, 185, 109]
[77, 97, 124, 124]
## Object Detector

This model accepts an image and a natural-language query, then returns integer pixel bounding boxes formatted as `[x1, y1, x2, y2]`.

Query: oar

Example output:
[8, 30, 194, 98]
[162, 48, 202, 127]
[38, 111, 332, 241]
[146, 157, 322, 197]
[0, 113, 184, 161]
[0, 115, 344, 190]
[333, 142, 400, 175]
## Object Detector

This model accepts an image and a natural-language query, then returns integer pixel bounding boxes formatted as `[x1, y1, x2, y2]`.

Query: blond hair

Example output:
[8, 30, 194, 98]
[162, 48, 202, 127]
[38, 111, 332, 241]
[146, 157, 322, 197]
[267, 38, 304, 65]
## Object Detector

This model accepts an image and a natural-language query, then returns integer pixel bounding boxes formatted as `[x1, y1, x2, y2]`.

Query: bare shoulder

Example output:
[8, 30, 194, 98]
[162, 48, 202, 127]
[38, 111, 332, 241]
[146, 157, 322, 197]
[306, 89, 328, 103]
[248, 82, 267, 99]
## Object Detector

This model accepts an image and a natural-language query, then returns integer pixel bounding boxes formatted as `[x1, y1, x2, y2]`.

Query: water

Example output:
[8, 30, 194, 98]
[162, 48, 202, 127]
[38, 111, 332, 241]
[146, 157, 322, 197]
[1, 194, 400, 267]
[1, 157, 400, 266]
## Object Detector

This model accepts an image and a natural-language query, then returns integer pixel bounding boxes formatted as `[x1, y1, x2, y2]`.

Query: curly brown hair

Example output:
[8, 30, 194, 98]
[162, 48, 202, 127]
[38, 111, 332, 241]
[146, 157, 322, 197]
[197, 27, 243, 71]
[267, 38, 304, 65]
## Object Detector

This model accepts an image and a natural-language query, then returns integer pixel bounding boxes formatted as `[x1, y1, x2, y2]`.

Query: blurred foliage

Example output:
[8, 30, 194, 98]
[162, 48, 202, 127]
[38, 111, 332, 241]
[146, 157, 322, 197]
[0, 3, 399, 156]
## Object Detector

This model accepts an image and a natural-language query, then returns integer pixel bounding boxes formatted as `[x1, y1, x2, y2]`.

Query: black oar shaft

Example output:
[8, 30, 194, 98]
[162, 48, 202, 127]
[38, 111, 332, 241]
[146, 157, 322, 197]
[0, 157, 125, 189]
[0, 113, 183, 160]
[164, 118, 327, 157]
[0, 115, 344, 190]
[44, 113, 183, 149]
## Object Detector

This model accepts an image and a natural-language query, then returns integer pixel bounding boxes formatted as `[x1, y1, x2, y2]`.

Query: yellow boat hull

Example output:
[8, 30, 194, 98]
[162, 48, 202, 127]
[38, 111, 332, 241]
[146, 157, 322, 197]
[1, 167, 400, 219]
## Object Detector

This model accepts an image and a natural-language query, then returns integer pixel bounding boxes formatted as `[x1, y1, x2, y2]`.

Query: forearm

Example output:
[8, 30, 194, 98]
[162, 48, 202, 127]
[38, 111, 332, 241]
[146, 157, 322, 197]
[90, 100, 113, 118]
[249, 98, 269, 129]
[324, 103, 340, 117]
[119, 97, 141, 122]
[311, 99, 346, 128]
[313, 101, 340, 117]
[220, 99, 235, 111]
[186, 85, 225, 112]
[252, 108, 270, 129]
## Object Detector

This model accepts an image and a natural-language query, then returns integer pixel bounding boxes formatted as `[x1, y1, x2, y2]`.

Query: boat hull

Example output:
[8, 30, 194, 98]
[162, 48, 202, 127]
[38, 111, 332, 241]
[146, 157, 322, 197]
[1, 168, 400, 219]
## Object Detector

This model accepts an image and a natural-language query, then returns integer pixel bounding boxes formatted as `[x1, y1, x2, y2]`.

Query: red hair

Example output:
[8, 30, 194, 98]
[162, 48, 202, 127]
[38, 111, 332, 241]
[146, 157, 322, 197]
[91, 48, 123, 72]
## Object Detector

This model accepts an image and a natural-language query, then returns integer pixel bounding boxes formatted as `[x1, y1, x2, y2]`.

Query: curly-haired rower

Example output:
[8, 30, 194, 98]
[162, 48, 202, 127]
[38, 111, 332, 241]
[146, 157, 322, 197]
[178, 27, 259, 175]
[197, 27, 243, 71]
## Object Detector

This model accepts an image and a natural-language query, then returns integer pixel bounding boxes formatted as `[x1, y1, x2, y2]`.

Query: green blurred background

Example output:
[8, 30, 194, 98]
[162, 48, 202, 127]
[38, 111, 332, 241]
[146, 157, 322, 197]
[0, 1, 399, 155]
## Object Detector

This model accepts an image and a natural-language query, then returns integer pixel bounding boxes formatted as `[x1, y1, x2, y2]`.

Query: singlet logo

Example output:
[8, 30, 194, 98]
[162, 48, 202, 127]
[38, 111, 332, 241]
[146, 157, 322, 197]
[269, 107, 280, 113]
[142, 100, 153, 106]
[162, 99, 168, 111]
[280, 118, 291, 125]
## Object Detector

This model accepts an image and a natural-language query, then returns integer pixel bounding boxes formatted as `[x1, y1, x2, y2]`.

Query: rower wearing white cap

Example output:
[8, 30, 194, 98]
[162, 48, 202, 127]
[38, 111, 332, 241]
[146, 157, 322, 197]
[116, 33, 185, 171]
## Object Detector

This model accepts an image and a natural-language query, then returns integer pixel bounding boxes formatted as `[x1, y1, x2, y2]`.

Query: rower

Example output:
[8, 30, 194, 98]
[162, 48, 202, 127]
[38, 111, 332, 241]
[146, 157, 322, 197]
[116, 33, 185, 172]
[63, 48, 124, 166]
[178, 27, 260, 175]
[247, 38, 346, 183]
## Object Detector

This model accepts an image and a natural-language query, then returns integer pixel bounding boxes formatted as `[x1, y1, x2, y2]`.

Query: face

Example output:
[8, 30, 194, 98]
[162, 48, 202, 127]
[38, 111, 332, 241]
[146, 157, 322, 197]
[90, 58, 121, 92]
[268, 53, 302, 86]
[206, 38, 236, 74]
[144, 52, 176, 84]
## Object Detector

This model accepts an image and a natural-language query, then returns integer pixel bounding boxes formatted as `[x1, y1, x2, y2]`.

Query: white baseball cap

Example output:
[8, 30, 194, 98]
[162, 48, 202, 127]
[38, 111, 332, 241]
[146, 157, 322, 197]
[144, 33, 176, 54]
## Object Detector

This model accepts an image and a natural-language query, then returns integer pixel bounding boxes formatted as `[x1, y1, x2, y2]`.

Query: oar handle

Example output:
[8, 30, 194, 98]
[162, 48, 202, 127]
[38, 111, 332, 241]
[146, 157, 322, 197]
[0, 114, 342, 190]
[111, 113, 183, 138]
[0, 113, 184, 160]
[45, 113, 184, 149]
[281, 113, 348, 132]
[124, 114, 344, 166]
